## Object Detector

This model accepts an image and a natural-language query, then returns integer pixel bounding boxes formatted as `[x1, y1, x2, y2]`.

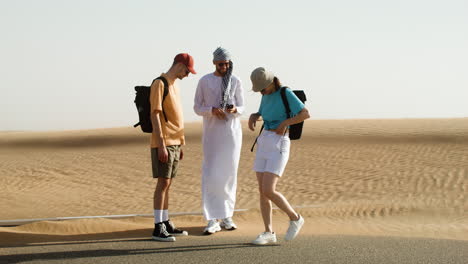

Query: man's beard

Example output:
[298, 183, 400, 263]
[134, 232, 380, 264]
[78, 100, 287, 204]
[216, 68, 227, 76]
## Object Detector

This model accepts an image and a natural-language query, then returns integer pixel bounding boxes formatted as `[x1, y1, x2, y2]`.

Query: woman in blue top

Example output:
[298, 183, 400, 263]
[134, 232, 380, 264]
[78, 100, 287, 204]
[248, 67, 310, 245]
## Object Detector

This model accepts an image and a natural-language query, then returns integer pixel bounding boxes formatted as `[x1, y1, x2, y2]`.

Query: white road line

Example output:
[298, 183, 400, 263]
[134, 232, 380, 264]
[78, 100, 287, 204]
[0, 205, 322, 227]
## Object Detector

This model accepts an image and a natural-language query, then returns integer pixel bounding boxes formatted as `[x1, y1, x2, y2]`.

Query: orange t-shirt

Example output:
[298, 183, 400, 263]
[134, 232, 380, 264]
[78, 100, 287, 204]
[149, 74, 185, 148]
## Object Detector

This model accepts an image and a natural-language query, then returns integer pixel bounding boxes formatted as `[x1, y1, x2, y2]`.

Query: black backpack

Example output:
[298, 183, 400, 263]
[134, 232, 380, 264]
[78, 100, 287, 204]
[250, 87, 307, 152]
[133, 76, 169, 133]
[280, 87, 307, 140]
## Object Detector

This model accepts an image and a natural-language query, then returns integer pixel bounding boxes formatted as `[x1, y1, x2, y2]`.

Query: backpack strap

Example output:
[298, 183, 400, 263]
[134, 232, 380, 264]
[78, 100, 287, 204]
[154, 76, 169, 122]
[280, 86, 294, 138]
[280, 86, 291, 119]
[250, 123, 264, 152]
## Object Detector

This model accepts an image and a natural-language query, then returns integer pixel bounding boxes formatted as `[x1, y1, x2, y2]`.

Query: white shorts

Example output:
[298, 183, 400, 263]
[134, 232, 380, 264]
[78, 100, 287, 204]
[253, 130, 290, 177]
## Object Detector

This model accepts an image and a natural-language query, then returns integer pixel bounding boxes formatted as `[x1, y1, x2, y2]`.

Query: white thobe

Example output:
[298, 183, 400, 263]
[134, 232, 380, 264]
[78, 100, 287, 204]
[194, 73, 244, 220]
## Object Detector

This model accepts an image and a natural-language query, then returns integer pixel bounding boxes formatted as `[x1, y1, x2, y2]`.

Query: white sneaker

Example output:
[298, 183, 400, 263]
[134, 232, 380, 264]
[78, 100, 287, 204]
[285, 214, 304, 241]
[220, 217, 237, 230]
[252, 232, 277, 245]
[203, 220, 221, 235]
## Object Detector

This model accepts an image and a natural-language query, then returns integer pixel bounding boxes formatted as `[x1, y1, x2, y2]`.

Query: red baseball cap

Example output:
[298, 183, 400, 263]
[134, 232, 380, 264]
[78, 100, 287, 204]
[174, 53, 196, 74]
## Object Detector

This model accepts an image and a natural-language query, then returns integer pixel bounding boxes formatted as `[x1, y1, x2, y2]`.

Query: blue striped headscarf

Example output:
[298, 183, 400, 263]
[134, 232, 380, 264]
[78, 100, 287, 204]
[213, 47, 233, 110]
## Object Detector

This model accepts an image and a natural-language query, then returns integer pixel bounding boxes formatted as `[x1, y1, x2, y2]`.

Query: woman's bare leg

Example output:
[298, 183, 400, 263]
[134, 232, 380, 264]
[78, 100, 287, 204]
[261, 172, 299, 221]
[256, 172, 273, 232]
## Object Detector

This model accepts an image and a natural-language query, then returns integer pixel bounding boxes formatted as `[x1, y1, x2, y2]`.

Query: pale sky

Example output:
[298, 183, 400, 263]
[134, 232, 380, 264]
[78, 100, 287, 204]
[1, 0, 467, 131]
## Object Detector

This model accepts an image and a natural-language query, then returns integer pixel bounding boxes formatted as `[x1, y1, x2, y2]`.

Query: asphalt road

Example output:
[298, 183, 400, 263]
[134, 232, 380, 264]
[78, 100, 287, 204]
[1, 235, 467, 264]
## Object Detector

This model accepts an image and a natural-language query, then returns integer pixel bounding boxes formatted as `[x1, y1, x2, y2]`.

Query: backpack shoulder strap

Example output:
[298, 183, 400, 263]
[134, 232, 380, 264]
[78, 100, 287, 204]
[280, 86, 291, 118]
[156, 76, 169, 99]
[250, 123, 264, 152]
[154, 76, 169, 122]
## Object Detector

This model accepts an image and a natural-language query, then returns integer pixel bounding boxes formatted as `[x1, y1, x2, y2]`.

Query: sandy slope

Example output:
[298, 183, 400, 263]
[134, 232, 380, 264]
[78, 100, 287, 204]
[0, 118, 467, 246]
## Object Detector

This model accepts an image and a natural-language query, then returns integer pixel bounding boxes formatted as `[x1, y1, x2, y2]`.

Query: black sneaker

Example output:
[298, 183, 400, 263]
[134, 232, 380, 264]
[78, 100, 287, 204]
[164, 220, 188, 236]
[152, 222, 176, 242]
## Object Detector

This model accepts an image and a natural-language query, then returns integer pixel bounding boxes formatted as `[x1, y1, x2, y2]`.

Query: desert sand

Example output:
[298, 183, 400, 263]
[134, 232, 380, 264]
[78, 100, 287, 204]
[1, 118, 467, 252]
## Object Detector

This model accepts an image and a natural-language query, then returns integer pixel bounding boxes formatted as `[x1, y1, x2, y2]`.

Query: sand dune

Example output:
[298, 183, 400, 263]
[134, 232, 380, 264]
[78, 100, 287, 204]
[0, 118, 467, 246]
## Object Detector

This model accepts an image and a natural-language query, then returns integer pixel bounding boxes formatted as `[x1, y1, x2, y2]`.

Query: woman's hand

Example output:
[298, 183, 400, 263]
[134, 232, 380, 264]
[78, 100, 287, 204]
[248, 113, 261, 131]
[275, 121, 288, 135]
[275, 108, 310, 135]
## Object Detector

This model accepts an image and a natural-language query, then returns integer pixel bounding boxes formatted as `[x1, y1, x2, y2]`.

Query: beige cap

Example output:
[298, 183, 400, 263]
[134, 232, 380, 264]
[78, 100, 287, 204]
[250, 67, 274, 92]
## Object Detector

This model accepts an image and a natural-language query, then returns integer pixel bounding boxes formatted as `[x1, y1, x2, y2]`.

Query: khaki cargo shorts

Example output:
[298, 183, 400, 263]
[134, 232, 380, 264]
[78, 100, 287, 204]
[150, 145, 181, 179]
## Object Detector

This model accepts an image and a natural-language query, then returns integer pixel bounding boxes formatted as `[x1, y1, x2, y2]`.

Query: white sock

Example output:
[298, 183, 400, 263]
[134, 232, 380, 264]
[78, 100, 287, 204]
[163, 210, 169, 221]
[154, 210, 163, 224]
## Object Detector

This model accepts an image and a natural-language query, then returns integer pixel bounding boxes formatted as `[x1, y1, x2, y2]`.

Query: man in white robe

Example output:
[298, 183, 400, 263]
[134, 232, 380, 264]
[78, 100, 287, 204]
[194, 47, 244, 234]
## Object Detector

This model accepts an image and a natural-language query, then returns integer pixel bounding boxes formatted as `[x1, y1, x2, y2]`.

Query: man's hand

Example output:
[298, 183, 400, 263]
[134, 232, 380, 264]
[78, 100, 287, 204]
[225, 106, 237, 114]
[212, 107, 227, 120]
[248, 113, 261, 131]
[158, 147, 169, 163]
[275, 121, 288, 135]
[180, 148, 184, 160]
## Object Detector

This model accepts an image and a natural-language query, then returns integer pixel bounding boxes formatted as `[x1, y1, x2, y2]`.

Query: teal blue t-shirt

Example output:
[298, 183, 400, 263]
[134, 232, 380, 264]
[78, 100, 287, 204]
[258, 88, 305, 130]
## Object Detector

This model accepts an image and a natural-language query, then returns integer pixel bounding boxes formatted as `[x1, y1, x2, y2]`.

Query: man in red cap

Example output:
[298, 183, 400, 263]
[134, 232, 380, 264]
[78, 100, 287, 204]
[150, 53, 196, 242]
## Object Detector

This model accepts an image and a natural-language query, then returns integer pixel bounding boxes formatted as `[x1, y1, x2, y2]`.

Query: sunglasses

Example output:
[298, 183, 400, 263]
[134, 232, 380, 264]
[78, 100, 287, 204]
[217, 62, 230, 67]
